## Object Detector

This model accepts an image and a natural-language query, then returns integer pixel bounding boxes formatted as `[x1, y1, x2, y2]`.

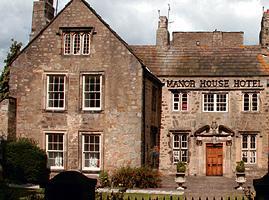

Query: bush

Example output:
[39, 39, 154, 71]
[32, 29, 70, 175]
[133, 167, 161, 188]
[99, 171, 111, 187]
[111, 166, 160, 189]
[3, 138, 50, 185]
[176, 161, 186, 173]
[236, 160, 245, 173]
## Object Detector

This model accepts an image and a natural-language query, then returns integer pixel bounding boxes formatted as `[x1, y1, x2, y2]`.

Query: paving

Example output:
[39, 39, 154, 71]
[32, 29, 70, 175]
[160, 175, 255, 199]
[98, 175, 258, 200]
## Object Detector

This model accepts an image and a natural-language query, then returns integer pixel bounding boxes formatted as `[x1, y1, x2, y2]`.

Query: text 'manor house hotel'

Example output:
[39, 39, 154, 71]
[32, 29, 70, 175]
[3, 0, 269, 177]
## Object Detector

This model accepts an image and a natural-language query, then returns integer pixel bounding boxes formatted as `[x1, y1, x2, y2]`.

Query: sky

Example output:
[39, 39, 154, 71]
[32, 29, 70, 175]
[0, 0, 269, 72]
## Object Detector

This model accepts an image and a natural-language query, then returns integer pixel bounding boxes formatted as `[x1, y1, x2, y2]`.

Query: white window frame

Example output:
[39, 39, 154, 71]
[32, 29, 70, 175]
[45, 132, 65, 170]
[82, 134, 101, 171]
[63, 32, 91, 55]
[82, 74, 102, 111]
[46, 74, 66, 111]
[73, 33, 82, 55]
[203, 93, 228, 112]
[172, 92, 188, 112]
[63, 33, 71, 55]
[82, 33, 91, 55]
[242, 93, 259, 112]
[241, 134, 257, 164]
[172, 133, 188, 163]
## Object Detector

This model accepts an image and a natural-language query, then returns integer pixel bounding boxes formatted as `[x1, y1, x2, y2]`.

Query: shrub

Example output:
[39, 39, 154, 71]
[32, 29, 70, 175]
[99, 171, 111, 187]
[111, 166, 135, 188]
[133, 167, 161, 188]
[111, 166, 160, 189]
[176, 161, 186, 173]
[236, 160, 245, 173]
[3, 138, 50, 185]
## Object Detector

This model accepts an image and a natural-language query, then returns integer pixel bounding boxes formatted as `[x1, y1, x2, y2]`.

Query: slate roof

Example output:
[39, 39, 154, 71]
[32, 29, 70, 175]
[131, 45, 269, 77]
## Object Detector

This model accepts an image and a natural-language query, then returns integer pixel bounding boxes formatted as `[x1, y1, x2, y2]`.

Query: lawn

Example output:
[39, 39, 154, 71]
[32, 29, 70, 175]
[0, 183, 44, 200]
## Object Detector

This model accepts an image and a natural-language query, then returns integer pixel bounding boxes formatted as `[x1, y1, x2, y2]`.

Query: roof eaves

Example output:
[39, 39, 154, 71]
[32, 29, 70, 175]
[80, 0, 146, 66]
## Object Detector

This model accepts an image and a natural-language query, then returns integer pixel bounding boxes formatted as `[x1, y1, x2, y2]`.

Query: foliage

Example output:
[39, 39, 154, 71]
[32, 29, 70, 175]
[96, 191, 125, 200]
[99, 171, 111, 187]
[132, 167, 161, 188]
[21, 193, 45, 200]
[111, 166, 160, 189]
[3, 138, 50, 186]
[176, 161, 186, 173]
[0, 182, 16, 200]
[0, 39, 22, 100]
[236, 160, 245, 173]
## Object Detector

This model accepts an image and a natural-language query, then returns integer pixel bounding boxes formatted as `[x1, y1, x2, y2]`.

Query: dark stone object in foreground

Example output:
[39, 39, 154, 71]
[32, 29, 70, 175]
[253, 173, 269, 200]
[45, 171, 97, 200]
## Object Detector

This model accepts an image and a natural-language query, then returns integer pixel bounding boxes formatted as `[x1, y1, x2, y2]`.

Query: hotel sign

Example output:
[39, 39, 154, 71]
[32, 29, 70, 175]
[165, 79, 264, 89]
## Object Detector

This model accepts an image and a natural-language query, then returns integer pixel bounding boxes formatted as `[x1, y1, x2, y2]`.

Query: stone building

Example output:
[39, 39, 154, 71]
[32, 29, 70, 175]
[8, 0, 162, 174]
[1, 0, 269, 177]
[132, 13, 269, 177]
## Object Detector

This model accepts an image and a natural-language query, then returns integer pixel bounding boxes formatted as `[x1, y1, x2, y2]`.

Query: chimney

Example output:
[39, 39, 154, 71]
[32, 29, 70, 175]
[212, 30, 223, 46]
[260, 9, 269, 47]
[30, 0, 55, 40]
[156, 16, 170, 47]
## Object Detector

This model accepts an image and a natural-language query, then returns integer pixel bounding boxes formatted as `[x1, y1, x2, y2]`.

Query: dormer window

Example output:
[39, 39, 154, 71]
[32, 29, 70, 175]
[61, 27, 93, 55]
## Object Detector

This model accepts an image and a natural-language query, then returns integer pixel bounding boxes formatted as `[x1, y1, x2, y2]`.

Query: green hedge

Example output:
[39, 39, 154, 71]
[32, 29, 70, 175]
[107, 166, 161, 189]
[3, 138, 50, 186]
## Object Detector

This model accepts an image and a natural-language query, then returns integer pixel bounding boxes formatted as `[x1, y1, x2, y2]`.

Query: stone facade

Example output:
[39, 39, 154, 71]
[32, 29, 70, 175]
[172, 31, 244, 47]
[132, 11, 269, 177]
[9, 0, 162, 173]
[6, 0, 269, 178]
[0, 98, 16, 140]
[159, 77, 269, 177]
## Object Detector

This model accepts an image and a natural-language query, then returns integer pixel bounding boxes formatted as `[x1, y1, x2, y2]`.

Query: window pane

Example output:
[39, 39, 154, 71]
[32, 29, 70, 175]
[250, 151, 256, 164]
[242, 135, 248, 149]
[82, 135, 101, 169]
[252, 94, 258, 111]
[250, 135, 256, 149]
[46, 133, 64, 168]
[64, 33, 71, 54]
[241, 134, 257, 164]
[242, 151, 248, 163]
[243, 93, 250, 111]
[47, 75, 65, 109]
[173, 133, 188, 163]
[216, 94, 227, 111]
[82, 33, 90, 55]
[173, 151, 180, 163]
[181, 150, 188, 162]
[204, 94, 214, 111]
[83, 75, 102, 109]
[73, 33, 81, 54]
[174, 134, 179, 148]
[181, 93, 188, 111]
[173, 93, 180, 111]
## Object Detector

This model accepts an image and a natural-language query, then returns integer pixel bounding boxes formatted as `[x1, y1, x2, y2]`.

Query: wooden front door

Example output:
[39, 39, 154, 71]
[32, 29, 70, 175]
[206, 143, 223, 176]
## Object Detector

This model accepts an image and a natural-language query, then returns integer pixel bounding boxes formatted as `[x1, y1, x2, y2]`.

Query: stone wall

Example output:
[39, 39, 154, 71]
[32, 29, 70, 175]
[0, 98, 16, 139]
[143, 75, 162, 167]
[0, 99, 9, 137]
[172, 31, 244, 47]
[159, 77, 269, 177]
[10, 0, 148, 172]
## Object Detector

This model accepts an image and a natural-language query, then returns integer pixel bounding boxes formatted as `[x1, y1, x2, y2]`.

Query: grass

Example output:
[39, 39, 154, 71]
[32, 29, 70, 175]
[97, 192, 246, 200]
[0, 184, 247, 200]
[0, 183, 44, 200]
